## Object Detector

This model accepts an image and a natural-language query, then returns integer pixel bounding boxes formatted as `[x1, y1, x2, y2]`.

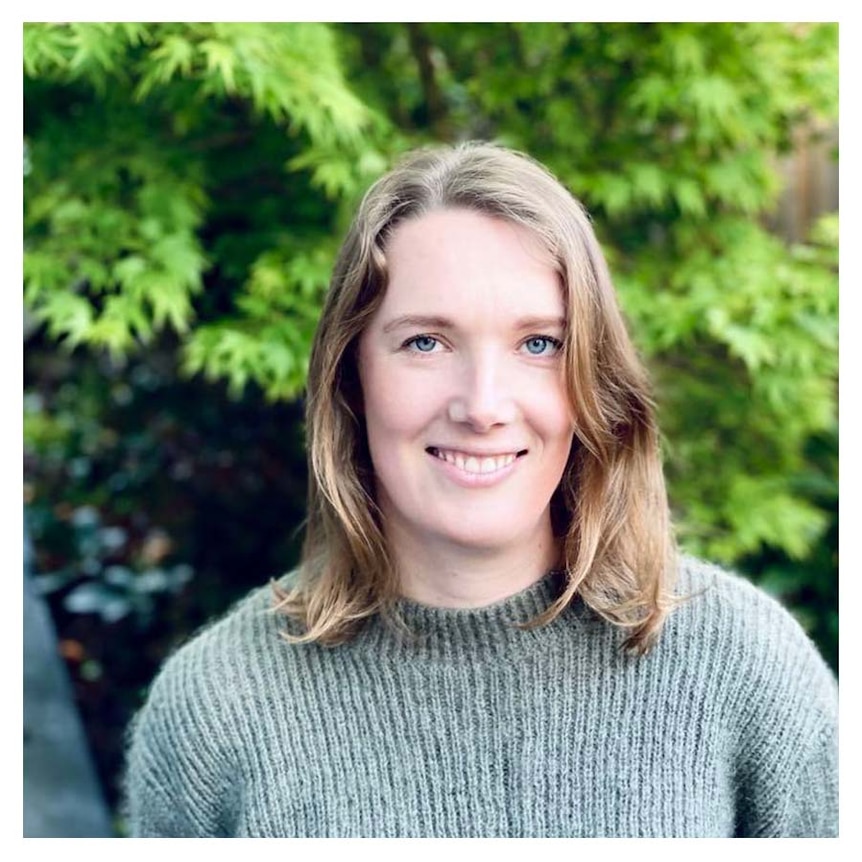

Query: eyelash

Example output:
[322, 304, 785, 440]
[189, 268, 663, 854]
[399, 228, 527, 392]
[401, 334, 563, 356]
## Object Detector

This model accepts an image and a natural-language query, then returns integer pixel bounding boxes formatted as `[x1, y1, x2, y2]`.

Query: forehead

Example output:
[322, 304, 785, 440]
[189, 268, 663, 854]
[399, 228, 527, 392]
[381, 208, 563, 316]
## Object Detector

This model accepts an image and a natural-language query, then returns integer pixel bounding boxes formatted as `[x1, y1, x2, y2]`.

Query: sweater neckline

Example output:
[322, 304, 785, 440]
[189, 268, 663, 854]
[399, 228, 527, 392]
[351, 568, 588, 662]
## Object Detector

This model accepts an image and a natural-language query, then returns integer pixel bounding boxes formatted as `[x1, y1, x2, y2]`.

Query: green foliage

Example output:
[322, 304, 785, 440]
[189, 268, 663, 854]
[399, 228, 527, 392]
[623, 212, 837, 564]
[24, 22, 391, 391]
[182, 241, 337, 399]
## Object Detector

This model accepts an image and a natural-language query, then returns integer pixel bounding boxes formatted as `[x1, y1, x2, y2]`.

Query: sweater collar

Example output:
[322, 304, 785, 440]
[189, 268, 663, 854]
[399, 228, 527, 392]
[351, 569, 587, 662]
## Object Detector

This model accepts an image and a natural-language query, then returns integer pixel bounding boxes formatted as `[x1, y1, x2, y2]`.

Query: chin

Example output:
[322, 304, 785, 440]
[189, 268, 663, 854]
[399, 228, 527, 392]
[447, 533, 517, 553]
[434, 518, 543, 554]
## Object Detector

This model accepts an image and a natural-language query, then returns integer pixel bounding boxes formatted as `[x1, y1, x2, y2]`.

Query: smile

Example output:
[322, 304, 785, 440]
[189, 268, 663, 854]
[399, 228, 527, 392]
[426, 446, 527, 475]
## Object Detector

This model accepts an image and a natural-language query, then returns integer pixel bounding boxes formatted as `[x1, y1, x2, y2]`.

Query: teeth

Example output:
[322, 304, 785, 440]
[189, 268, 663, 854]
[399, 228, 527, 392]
[433, 449, 518, 474]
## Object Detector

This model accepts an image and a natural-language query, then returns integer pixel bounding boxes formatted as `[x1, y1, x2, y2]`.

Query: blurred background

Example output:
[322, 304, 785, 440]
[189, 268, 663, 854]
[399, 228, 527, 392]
[23, 22, 838, 836]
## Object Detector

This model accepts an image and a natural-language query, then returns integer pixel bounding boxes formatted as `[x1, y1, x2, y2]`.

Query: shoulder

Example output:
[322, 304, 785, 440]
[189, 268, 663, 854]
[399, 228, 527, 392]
[137, 572, 301, 723]
[669, 555, 830, 661]
[123, 576, 297, 835]
[158, 579, 284, 678]
[661, 557, 838, 837]
[660, 555, 836, 730]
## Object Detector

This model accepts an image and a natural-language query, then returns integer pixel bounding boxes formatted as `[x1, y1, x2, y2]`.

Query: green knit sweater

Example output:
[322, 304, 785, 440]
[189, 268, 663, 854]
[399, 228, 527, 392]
[123, 557, 838, 837]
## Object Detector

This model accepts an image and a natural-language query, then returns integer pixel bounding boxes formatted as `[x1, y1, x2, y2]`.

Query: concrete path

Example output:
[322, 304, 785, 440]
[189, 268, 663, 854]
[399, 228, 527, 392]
[23, 525, 114, 837]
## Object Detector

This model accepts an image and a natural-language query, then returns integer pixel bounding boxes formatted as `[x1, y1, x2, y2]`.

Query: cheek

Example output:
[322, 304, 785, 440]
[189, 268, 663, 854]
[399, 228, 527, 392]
[528, 378, 576, 443]
[360, 363, 441, 442]
[527, 387, 576, 488]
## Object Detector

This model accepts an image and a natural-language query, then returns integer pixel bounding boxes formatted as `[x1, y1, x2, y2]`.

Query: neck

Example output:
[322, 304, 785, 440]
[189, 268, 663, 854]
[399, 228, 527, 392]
[387, 522, 561, 609]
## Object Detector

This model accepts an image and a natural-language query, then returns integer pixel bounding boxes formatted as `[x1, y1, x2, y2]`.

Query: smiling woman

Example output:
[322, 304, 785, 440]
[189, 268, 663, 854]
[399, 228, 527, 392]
[123, 142, 838, 838]
[284, 143, 676, 650]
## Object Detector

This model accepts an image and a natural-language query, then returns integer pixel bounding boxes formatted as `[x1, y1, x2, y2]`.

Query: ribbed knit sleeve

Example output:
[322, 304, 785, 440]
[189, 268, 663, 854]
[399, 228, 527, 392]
[682, 561, 839, 837]
[123, 614, 245, 836]
[780, 722, 839, 837]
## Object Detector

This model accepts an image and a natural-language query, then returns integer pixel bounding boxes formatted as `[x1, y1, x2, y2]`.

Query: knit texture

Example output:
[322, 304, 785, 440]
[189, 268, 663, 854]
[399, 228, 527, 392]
[123, 556, 838, 837]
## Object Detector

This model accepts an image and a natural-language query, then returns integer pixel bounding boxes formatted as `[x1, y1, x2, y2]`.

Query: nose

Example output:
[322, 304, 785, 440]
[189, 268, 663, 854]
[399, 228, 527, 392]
[447, 350, 518, 431]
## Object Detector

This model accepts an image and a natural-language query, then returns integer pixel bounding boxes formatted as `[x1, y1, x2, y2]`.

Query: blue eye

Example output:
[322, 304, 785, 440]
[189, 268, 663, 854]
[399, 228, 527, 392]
[523, 336, 562, 356]
[406, 335, 438, 353]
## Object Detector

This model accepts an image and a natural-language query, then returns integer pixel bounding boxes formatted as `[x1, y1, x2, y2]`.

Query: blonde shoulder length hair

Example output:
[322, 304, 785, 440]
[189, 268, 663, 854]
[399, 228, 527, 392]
[273, 140, 677, 654]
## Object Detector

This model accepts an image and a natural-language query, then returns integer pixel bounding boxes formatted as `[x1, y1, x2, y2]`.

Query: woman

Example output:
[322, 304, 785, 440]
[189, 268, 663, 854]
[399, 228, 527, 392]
[124, 142, 838, 837]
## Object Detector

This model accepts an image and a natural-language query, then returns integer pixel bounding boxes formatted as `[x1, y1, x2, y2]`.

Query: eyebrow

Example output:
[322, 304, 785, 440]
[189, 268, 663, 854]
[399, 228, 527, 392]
[382, 315, 455, 334]
[381, 314, 566, 334]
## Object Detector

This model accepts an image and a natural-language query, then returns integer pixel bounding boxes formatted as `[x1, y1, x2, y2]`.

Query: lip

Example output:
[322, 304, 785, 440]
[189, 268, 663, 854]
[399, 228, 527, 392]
[426, 446, 526, 488]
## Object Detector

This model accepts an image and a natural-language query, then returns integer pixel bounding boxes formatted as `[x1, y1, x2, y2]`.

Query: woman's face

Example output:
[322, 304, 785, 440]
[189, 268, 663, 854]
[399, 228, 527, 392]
[357, 208, 575, 560]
